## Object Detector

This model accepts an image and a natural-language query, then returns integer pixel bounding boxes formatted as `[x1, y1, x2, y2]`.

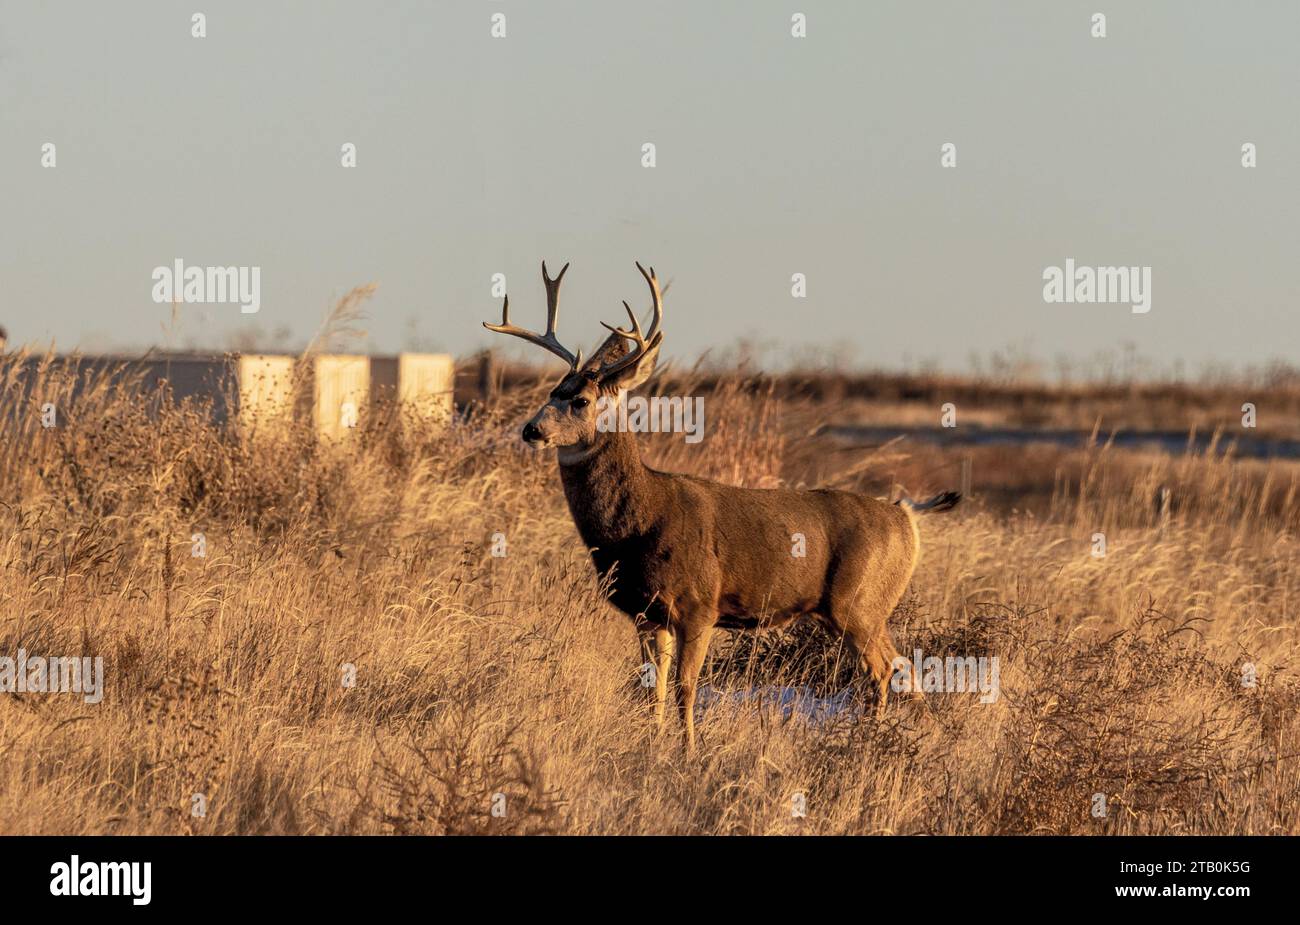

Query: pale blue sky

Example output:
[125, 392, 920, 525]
[2, 1, 1297, 374]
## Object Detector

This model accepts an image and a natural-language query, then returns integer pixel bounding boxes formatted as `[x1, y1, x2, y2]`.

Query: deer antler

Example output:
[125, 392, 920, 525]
[596, 261, 664, 381]
[483, 261, 583, 370]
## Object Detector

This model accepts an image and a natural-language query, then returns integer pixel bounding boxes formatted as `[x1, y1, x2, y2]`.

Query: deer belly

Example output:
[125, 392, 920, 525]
[716, 594, 819, 630]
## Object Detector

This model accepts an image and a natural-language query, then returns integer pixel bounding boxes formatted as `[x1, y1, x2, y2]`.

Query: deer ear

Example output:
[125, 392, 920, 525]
[601, 336, 661, 393]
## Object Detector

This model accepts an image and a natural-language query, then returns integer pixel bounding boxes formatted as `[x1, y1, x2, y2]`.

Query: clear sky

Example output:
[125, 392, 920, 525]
[2, 1, 1297, 375]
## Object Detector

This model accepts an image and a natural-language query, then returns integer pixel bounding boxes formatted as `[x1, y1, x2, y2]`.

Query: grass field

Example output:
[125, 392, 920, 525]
[1, 349, 1298, 835]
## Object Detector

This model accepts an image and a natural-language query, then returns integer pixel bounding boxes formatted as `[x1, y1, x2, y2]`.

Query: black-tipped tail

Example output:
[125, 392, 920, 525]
[896, 490, 962, 514]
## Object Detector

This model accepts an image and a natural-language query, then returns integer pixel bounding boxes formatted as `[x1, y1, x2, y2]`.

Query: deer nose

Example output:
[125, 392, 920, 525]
[522, 422, 544, 443]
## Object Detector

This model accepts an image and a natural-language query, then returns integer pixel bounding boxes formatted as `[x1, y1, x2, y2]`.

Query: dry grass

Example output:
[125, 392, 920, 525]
[1, 349, 1298, 835]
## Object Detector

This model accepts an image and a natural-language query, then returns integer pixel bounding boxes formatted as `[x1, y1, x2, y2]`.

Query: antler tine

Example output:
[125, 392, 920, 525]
[541, 260, 570, 336]
[482, 260, 581, 370]
[599, 300, 644, 341]
[596, 261, 666, 381]
[634, 261, 663, 345]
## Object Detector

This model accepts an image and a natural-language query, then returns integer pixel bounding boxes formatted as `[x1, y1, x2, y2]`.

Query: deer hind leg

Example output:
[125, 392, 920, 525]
[826, 623, 895, 719]
[826, 571, 905, 719]
[860, 630, 903, 719]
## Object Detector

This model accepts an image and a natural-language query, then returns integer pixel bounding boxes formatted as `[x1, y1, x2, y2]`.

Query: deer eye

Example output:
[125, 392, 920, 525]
[571, 397, 590, 410]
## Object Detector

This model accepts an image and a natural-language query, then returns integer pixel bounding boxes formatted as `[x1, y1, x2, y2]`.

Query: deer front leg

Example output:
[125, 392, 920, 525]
[653, 626, 674, 728]
[674, 623, 715, 756]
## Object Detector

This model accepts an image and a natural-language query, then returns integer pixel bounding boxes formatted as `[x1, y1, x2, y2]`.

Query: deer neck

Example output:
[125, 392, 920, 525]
[557, 429, 657, 547]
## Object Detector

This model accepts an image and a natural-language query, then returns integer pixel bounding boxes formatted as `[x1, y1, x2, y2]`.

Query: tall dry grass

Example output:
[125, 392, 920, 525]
[0, 349, 1297, 835]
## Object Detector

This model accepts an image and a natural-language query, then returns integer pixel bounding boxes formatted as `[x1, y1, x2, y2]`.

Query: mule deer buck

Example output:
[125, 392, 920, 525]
[485, 262, 960, 752]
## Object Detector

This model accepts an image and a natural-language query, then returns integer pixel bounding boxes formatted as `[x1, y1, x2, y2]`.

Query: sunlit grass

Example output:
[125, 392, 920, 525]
[0, 349, 1297, 834]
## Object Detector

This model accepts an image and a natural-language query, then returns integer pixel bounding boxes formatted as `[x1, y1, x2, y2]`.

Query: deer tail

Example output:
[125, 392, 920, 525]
[895, 490, 962, 515]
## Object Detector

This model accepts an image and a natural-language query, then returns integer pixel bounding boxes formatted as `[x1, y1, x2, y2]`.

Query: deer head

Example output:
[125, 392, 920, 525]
[483, 261, 663, 450]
